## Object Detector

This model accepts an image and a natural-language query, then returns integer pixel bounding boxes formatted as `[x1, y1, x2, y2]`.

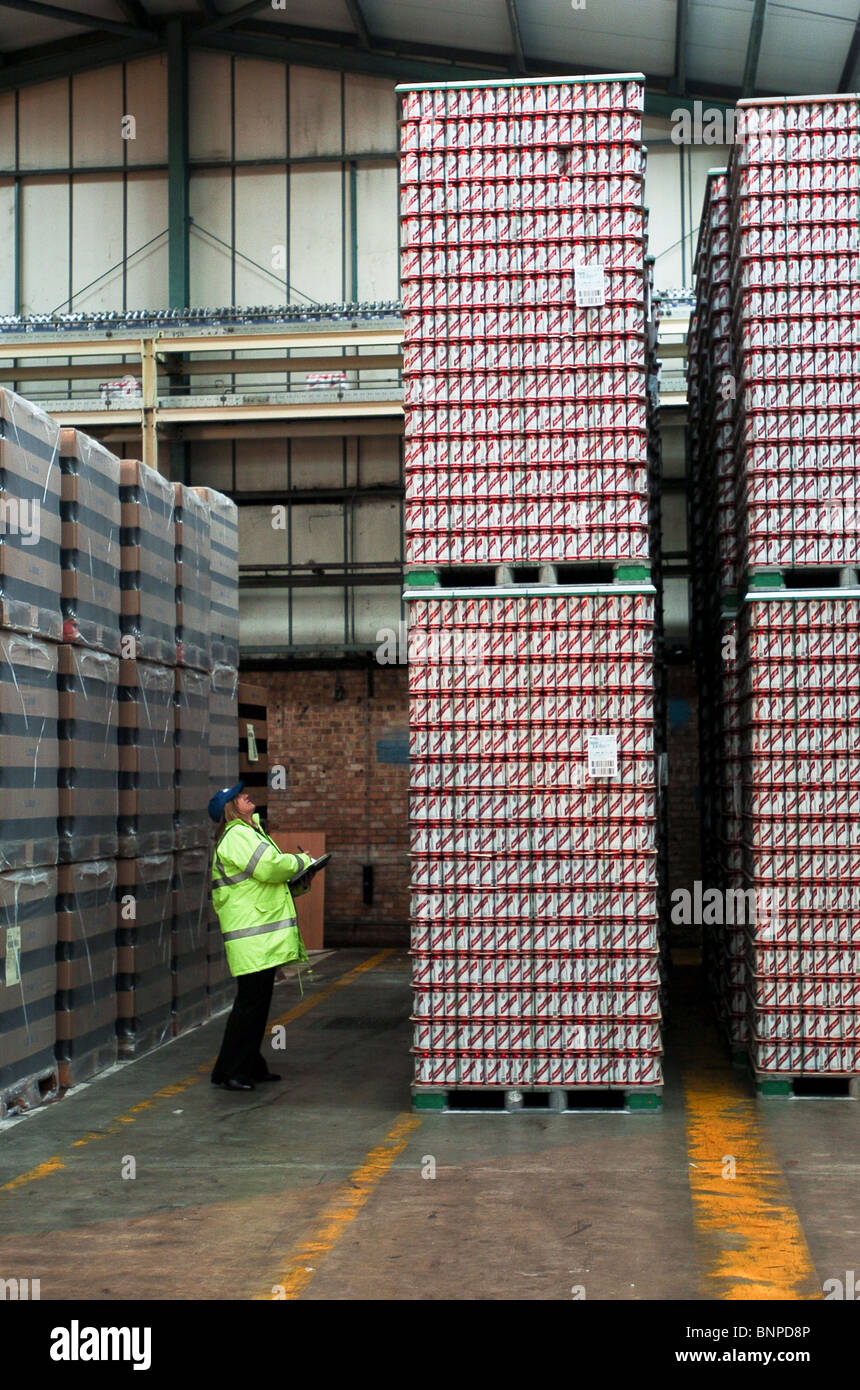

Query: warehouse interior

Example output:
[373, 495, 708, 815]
[1, 0, 860, 1325]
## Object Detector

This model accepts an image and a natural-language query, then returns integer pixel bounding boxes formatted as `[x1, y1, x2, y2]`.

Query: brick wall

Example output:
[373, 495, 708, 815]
[242, 664, 410, 947]
[244, 660, 704, 950]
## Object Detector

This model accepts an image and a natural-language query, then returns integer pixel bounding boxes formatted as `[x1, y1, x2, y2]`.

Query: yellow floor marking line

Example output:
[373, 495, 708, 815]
[681, 1029, 821, 1300]
[264, 1110, 423, 1301]
[0, 1154, 66, 1194]
[268, 949, 395, 1031]
[1, 952, 394, 1191]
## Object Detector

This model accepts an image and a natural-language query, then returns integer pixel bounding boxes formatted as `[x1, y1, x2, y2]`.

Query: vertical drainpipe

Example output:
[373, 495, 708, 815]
[167, 17, 190, 482]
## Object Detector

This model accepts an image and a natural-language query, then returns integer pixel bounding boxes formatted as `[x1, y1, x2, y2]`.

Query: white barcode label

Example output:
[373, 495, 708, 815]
[575, 263, 606, 307]
[5, 925, 21, 987]
[588, 734, 618, 778]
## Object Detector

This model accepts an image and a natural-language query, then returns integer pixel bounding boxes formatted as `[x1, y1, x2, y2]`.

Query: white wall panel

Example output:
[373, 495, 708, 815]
[644, 146, 683, 289]
[0, 182, 14, 313]
[189, 169, 232, 304]
[235, 439, 288, 491]
[71, 176, 124, 310]
[234, 168, 287, 305]
[188, 440, 234, 491]
[125, 54, 168, 166]
[663, 576, 690, 639]
[280, 588, 345, 645]
[288, 503, 346, 563]
[355, 164, 397, 301]
[352, 585, 401, 645]
[356, 434, 400, 486]
[72, 67, 122, 168]
[289, 435, 346, 489]
[20, 179, 69, 314]
[239, 504, 289, 564]
[0, 94, 15, 168]
[289, 66, 342, 156]
[289, 165, 343, 304]
[189, 52, 231, 161]
[352, 500, 400, 563]
[126, 173, 168, 308]
[19, 80, 68, 169]
[662, 493, 687, 552]
[344, 72, 396, 153]
[235, 58, 287, 161]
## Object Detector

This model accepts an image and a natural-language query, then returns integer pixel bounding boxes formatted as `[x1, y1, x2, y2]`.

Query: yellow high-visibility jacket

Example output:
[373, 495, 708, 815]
[211, 813, 312, 976]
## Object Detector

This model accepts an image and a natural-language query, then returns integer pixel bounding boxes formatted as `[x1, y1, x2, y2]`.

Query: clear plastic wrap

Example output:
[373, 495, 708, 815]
[56, 859, 118, 1085]
[0, 631, 59, 871]
[116, 853, 175, 1055]
[118, 658, 176, 857]
[208, 661, 239, 797]
[206, 899, 234, 1015]
[120, 459, 177, 665]
[192, 487, 239, 668]
[58, 644, 119, 862]
[0, 388, 62, 642]
[172, 846, 210, 1033]
[0, 865, 58, 1108]
[174, 666, 210, 850]
[59, 429, 122, 654]
[173, 483, 211, 671]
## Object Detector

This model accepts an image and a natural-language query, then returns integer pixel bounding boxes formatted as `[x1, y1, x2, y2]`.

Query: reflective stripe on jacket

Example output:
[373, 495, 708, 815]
[211, 813, 313, 977]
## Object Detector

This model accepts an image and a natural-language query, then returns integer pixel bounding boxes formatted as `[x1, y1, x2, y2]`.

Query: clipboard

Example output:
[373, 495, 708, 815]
[290, 852, 331, 893]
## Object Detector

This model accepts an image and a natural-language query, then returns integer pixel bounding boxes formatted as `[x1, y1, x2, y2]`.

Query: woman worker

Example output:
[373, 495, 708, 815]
[208, 781, 314, 1091]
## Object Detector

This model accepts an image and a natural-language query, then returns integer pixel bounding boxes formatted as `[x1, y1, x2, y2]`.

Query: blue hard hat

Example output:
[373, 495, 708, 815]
[208, 781, 244, 823]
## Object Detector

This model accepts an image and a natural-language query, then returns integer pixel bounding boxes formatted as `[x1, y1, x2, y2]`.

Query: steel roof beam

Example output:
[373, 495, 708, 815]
[198, 0, 274, 38]
[669, 0, 687, 95]
[0, 0, 152, 40]
[504, 0, 526, 75]
[0, 34, 161, 90]
[741, 0, 768, 98]
[838, 5, 860, 90]
[344, 0, 371, 49]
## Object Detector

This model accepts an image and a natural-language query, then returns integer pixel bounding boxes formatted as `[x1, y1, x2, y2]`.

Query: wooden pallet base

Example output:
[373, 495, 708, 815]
[56, 1041, 118, 1089]
[412, 1085, 662, 1113]
[747, 565, 860, 591]
[754, 1073, 860, 1098]
[405, 561, 652, 590]
[0, 1067, 61, 1120]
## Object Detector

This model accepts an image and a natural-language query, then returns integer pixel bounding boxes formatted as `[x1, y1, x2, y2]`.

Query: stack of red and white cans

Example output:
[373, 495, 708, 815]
[740, 592, 860, 1073]
[687, 173, 745, 1043]
[407, 588, 662, 1088]
[400, 75, 651, 565]
[692, 97, 860, 1080]
[730, 96, 860, 571]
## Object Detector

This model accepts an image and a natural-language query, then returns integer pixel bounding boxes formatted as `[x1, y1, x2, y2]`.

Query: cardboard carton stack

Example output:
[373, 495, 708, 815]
[0, 393, 63, 1109]
[56, 859, 118, 1086]
[172, 846, 210, 1034]
[193, 486, 240, 1018]
[0, 388, 241, 1106]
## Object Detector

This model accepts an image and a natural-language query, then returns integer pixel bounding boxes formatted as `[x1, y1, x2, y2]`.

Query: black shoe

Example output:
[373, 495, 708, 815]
[259, 1071, 281, 1083]
[215, 1079, 255, 1092]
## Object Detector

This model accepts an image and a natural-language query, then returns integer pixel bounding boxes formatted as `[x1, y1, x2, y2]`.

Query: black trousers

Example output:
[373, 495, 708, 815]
[212, 966, 278, 1084]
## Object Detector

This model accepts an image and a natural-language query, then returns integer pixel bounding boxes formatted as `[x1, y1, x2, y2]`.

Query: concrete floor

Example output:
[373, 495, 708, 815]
[0, 948, 858, 1301]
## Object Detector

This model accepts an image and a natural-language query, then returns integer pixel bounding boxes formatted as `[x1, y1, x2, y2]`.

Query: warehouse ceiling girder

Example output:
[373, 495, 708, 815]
[343, 0, 371, 51]
[670, 0, 687, 96]
[839, 4, 860, 90]
[741, 0, 768, 99]
[0, 0, 152, 40]
[504, 0, 526, 76]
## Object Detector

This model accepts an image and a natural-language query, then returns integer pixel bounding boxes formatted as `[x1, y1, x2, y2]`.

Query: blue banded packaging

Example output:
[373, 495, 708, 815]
[60, 428, 122, 655]
[58, 644, 119, 862]
[0, 389, 62, 642]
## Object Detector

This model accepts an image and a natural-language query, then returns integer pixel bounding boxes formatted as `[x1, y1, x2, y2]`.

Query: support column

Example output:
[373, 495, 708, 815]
[167, 18, 190, 310]
[140, 337, 157, 473]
